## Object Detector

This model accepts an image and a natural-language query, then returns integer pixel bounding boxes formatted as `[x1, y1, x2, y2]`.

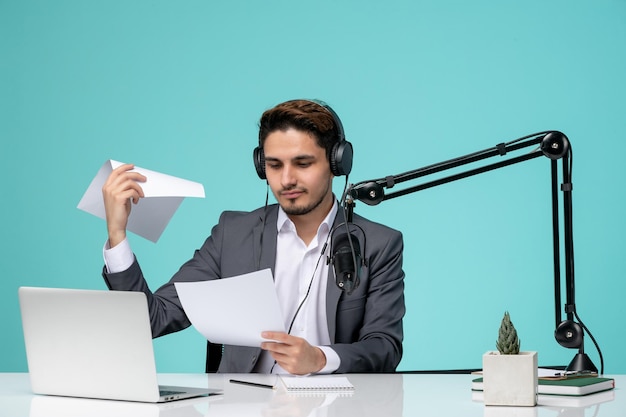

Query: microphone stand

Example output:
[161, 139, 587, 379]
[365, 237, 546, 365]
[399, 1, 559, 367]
[347, 131, 599, 373]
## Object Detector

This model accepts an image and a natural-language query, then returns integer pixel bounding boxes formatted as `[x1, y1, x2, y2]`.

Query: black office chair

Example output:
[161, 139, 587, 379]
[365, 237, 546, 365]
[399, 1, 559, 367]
[205, 341, 223, 373]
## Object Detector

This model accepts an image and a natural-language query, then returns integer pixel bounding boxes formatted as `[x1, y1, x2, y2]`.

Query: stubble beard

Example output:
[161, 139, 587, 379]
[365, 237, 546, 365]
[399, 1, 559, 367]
[280, 181, 331, 217]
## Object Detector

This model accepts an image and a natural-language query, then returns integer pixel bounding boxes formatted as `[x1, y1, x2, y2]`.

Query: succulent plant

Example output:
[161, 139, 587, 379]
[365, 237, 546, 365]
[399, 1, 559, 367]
[496, 311, 520, 354]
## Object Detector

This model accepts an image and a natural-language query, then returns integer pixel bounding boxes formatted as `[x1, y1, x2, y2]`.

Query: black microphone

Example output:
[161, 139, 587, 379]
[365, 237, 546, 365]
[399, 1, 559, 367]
[331, 233, 361, 294]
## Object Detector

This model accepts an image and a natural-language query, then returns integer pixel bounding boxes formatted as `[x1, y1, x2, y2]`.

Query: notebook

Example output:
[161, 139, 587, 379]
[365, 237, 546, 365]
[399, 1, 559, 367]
[18, 286, 221, 403]
[279, 375, 355, 392]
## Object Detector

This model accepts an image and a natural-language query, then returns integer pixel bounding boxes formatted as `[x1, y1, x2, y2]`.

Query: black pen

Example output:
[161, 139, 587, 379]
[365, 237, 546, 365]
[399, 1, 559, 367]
[229, 379, 275, 389]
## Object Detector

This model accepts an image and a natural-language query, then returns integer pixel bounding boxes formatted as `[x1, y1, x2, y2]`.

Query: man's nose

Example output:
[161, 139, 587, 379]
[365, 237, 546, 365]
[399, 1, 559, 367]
[281, 165, 296, 187]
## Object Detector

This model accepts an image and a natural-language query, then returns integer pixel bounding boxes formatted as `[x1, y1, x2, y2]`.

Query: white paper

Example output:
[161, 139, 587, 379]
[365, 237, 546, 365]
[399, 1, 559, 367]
[174, 269, 286, 347]
[77, 160, 205, 242]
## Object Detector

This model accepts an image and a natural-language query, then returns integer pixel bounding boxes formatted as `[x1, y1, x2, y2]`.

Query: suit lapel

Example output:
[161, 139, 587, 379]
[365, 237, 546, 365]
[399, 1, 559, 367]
[253, 205, 279, 275]
[325, 205, 346, 343]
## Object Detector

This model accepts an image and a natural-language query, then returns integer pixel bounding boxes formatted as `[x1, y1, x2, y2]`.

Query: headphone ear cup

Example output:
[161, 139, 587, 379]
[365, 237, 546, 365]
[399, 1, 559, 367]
[253, 146, 266, 180]
[330, 140, 353, 177]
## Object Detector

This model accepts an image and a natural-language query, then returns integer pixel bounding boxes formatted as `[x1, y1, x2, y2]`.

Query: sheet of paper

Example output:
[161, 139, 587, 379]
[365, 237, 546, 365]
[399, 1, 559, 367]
[77, 160, 205, 242]
[174, 269, 286, 347]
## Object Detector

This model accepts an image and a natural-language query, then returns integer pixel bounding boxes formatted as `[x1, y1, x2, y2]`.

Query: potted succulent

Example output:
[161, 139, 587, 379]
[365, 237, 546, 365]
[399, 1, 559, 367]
[482, 312, 538, 406]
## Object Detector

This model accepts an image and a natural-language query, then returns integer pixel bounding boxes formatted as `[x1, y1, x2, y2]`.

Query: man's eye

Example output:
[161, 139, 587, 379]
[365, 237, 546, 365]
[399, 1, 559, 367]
[298, 162, 312, 168]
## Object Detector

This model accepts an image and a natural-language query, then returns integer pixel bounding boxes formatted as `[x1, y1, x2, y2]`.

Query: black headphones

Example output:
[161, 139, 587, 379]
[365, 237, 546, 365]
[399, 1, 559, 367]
[253, 99, 353, 180]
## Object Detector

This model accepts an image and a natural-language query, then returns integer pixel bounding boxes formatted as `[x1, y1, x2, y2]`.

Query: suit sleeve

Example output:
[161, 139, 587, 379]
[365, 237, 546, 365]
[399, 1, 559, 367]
[101, 213, 228, 338]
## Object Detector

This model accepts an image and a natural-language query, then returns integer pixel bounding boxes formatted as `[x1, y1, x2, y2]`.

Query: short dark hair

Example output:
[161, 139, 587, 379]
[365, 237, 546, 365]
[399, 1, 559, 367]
[258, 99, 341, 162]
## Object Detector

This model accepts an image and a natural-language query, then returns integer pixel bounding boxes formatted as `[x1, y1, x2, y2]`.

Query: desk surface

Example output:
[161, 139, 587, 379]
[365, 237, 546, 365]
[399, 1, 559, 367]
[0, 373, 623, 417]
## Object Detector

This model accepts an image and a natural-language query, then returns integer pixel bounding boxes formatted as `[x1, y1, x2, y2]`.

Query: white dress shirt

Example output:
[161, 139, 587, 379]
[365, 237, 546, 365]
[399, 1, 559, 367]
[103, 203, 341, 374]
[254, 202, 340, 374]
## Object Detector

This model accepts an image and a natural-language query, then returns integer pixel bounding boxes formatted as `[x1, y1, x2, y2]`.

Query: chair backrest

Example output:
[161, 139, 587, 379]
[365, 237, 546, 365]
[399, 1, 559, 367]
[205, 341, 223, 373]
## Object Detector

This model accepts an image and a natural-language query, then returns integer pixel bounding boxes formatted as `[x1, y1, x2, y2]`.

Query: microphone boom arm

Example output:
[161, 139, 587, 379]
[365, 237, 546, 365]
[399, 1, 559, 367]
[347, 131, 601, 373]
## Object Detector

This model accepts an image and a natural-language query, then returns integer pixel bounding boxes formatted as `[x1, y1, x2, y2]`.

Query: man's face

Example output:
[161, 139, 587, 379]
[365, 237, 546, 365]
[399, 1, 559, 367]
[263, 128, 334, 218]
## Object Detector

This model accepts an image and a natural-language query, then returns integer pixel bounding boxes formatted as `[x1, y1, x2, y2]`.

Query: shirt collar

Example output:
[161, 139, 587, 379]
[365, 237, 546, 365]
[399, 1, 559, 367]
[277, 199, 338, 238]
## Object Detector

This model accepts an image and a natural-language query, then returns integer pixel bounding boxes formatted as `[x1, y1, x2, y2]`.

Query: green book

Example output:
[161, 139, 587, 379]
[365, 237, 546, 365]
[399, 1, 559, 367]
[472, 376, 615, 396]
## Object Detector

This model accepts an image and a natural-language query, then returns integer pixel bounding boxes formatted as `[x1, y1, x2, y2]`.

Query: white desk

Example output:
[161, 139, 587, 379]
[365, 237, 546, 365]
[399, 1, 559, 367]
[0, 373, 623, 417]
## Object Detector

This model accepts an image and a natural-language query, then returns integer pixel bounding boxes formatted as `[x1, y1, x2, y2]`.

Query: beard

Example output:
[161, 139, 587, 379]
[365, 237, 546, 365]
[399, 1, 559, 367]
[279, 181, 331, 216]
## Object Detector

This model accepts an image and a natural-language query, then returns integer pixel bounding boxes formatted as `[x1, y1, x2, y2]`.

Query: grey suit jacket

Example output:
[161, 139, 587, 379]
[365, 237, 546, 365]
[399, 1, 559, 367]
[103, 204, 405, 373]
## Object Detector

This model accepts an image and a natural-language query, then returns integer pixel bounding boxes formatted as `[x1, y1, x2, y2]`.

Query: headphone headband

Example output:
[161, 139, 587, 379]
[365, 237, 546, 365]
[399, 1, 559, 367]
[304, 99, 346, 144]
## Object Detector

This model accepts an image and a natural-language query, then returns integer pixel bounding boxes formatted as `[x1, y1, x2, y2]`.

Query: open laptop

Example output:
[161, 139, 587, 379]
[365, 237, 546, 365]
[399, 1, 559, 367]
[18, 286, 221, 402]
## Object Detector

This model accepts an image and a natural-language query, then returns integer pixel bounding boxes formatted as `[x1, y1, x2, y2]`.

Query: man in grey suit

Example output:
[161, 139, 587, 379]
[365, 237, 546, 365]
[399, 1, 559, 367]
[101, 99, 405, 375]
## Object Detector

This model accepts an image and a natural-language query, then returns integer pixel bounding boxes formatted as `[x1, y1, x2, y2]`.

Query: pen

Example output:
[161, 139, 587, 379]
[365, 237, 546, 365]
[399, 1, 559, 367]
[553, 370, 596, 378]
[229, 379, 275, 389]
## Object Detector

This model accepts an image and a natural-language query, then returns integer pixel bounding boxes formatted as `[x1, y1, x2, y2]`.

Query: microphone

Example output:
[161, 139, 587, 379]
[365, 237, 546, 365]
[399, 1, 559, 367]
[331, 232, 361, 294]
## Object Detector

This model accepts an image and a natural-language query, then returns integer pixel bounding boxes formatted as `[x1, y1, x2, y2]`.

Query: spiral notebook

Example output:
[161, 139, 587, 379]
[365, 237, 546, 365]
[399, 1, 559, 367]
[279, 376, 355, 392]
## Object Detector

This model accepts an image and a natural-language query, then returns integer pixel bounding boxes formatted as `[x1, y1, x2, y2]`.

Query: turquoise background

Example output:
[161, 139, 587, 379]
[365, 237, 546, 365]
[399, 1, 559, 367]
[2, 0, 625, 374]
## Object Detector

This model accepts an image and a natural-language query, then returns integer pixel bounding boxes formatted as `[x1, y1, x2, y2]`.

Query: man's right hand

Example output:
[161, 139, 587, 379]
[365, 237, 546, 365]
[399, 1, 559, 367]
[102, 163, 147, 248]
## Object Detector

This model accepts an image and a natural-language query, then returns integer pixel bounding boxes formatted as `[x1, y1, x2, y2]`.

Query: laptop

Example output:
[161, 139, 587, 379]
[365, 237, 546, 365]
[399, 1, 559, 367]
[29, 393, 214, 417]
[18, 286, 221, 403]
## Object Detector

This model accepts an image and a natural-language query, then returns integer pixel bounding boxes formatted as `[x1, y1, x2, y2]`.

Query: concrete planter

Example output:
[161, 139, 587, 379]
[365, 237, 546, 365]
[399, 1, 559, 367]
[482, 351, 538, 406]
